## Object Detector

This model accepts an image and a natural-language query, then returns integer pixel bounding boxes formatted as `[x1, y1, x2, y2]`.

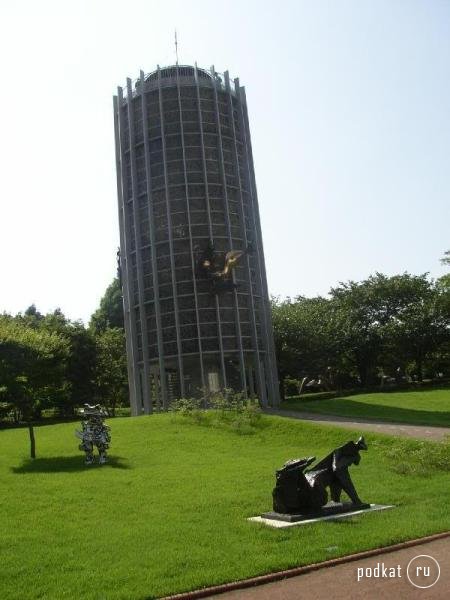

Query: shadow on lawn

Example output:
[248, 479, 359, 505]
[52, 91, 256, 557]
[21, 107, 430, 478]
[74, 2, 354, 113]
[334, 400, 449, 426]
[282, 399, 450, 427]
[11, 455, 131, 474]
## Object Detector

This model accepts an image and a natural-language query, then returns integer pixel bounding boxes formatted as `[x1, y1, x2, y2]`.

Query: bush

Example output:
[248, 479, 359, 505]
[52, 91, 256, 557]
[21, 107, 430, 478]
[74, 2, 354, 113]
[375, 437, 450, 477]
[169, 397, 207, 425]
[210, 390, 262, 433]
[284, 377, 301, 397]
[170, 391, 262, 434]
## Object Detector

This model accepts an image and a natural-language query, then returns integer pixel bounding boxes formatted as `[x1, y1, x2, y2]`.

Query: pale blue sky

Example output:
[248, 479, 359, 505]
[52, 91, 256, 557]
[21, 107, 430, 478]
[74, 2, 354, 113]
[0, 0, 449, 323]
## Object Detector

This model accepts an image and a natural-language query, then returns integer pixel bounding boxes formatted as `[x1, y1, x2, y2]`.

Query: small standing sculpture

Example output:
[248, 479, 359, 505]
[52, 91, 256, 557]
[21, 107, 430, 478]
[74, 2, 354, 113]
[75, 404, 111, 465]
[116, 247, 122, 288]
[272, 437, 368, 515]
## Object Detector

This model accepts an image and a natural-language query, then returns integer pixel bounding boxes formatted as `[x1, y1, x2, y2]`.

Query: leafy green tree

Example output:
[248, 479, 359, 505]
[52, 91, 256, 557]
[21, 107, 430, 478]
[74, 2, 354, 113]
[272, 296, 337, 398]
[64, 323, 97, 412]
[90, 278, 124, 333]
[23, 304, 44, 323]
[439, 250, 450, 290]
[272, 272, 450, 390]
[95, 328, 128, 416]
[0, 317, 69, 457]
[40, 311, 97, 415]
[381, 278, 450, 380]
[16, 308, 97, 415]
[329, 273, 449, 384]
[330, 274, 412, 385]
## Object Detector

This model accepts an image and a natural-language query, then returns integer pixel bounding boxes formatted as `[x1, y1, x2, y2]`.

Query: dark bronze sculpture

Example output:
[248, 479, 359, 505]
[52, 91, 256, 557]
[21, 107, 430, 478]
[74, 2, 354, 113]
[116, 247, 122, 288]
[270, 437, 369, 518]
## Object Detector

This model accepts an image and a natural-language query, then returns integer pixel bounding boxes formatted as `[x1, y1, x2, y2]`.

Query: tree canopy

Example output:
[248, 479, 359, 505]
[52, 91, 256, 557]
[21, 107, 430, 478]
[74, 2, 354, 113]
[273, 272, 450, 393]
[1, 264, 449, 428]
[0, 316, 69, 456]
[95, 328, 128, 416]
[89, 278, 124, 333]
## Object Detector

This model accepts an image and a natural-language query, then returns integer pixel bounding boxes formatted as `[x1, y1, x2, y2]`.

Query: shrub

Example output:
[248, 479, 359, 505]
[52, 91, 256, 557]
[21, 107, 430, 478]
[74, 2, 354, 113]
[284, 377, 301, 397]
[169, 397, 206, 424]
[375, 437, 450, 477]
[170, 391, 262, 434]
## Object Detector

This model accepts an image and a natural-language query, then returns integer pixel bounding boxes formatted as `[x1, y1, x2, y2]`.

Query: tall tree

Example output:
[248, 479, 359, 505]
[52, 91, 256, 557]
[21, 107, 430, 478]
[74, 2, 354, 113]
[441, 250, 450, 266]
[0, 317, 69, 457]
[272, 272, 450, 389]
[39, 310, 97, 415]
[90, 278, 124, 333]
[329, 273, 444, 385]
[381, 277, 450, 380]
[64, 323, 97, 412]
[94, 328, 128, 416]
[439, 250, 450, 290]
[272, 296, 337, 397]
[23, 304, 44, 323]
[17, 308, 97, 416]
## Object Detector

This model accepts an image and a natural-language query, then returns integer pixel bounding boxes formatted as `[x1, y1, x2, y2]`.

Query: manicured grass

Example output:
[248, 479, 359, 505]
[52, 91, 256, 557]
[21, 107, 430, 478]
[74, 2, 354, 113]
[280, 388, 450, 427]
[1, 414, 450, 599]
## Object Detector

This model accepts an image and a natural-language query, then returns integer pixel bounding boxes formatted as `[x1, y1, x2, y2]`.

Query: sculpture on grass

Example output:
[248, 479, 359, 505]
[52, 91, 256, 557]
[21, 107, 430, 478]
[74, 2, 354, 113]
[75, 404, 111, 465]
[272, 437, 368, 515]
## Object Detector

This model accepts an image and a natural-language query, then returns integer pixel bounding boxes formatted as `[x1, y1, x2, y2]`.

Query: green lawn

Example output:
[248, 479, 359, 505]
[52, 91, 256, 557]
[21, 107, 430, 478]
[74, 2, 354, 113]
[1, 414, 449, 599]
[280, 388, 450, 427]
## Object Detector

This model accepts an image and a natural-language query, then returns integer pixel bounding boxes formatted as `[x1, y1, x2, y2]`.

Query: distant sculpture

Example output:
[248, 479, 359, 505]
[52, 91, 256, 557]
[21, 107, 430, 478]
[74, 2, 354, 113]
[197, 239, 252, 293]
[221, 249, 246, 276]
[298, 376, 309, 395]
[75, 404, 111, 465]
[272, 437, 368, 515]
[116, 247, 122, 288]
[303, 368, 334, 392]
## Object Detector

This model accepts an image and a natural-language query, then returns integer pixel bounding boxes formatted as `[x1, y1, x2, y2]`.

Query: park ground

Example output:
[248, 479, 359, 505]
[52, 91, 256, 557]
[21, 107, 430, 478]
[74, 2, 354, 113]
[280, 387, 450, 427]
[0, 389, 449, 599]
[210, 535, 450, 599]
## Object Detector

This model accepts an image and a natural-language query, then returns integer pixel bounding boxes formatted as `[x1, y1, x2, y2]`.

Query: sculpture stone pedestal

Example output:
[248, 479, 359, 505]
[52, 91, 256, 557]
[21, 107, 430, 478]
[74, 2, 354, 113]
[261, 501, 371, 523]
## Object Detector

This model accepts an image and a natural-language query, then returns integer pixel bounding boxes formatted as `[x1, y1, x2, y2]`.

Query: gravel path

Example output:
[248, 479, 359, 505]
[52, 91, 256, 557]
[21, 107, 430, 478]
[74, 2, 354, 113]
[211, 536, 450, 599]
[265, 409, 450, 441]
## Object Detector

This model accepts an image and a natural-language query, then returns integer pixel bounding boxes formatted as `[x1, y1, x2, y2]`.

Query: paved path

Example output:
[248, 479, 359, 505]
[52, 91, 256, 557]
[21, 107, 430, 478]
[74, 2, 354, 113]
[211, 536, 450, 599]
[265, 409, 450, 441]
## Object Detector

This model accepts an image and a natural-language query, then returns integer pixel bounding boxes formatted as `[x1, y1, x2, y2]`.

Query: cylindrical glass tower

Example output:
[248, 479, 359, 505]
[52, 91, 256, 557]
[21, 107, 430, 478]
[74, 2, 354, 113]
[113, 64, 279, 414]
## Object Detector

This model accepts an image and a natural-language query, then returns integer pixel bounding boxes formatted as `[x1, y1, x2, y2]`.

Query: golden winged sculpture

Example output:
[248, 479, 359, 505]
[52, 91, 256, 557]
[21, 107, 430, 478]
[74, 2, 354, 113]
[220, 249, 246, 277]
[198, 241, 253, 293]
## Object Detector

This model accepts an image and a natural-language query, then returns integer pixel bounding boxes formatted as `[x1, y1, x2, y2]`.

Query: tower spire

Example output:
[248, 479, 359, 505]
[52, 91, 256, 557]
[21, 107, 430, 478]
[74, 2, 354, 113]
[174, 30, 179, 65]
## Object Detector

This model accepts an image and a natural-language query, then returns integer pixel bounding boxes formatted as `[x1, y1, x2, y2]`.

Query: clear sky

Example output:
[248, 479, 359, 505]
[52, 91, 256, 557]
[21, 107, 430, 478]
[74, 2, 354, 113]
[1, 0, 449, 324]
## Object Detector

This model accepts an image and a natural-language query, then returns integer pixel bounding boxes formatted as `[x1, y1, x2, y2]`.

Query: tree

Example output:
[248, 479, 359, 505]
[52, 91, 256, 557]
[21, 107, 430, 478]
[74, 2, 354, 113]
[15, 308, 97, 416]
[95, 328, 128, 416]
[329, 273, 450, 385]
[23, 304, 44, 323]
[39, 311, 97, 415]
[272, 296, 337, 398]
[381, 278, 450, 380]
[441, 250, 450, 266]
[64, 323, 97, 412]
[272, 272, 450, 391]
[439, 250, 450, 290]
[0, 317, 69, 457]
[90, 278, 124, 333]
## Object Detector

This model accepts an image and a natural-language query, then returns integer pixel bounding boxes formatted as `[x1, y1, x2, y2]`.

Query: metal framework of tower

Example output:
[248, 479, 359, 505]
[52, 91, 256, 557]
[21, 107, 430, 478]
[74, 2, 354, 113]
[113, 64, 279, 415]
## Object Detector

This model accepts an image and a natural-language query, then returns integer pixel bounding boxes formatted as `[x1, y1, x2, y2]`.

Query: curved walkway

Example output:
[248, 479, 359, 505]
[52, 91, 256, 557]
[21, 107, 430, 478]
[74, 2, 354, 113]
[265, 409, 450, 441]
[209, 535, 450, 599]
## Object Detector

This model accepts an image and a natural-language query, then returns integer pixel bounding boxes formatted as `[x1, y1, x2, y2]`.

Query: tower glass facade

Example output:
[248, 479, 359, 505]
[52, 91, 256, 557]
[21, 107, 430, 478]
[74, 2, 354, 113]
[114, 65, 279, 414]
